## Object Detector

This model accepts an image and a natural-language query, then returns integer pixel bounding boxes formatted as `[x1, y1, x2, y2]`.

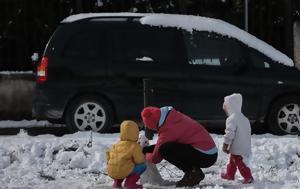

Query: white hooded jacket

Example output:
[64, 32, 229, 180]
[223, 93, 252, 157]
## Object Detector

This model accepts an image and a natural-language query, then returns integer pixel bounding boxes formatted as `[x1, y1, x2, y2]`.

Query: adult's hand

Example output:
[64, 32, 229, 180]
[145, 153, 152, 162]
[222, 143, 230, 154]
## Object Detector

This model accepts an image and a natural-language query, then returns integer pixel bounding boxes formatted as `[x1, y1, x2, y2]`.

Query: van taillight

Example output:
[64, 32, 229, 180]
[37, 57, 48, 84]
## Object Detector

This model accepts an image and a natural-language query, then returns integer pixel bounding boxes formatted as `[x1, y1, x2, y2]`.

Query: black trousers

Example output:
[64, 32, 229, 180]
[143, 143, 218, 172]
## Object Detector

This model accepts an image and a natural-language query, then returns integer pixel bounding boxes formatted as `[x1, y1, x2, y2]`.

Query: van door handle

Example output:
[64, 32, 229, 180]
[135, 56, 154, 62]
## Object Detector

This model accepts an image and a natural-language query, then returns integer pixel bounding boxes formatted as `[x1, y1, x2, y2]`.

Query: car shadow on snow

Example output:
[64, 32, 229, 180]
[0, 122, 268, 136]
[0, 127, 71, 136]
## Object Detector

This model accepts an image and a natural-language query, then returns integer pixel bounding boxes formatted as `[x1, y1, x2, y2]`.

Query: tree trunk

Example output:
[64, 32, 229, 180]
[283, 0, 293, 58]
[294, 21, 300, 69]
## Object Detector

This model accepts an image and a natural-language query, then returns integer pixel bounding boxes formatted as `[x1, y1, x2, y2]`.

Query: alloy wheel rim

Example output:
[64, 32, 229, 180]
[74, 102, 106, 132]
[277, 103, 300, 134]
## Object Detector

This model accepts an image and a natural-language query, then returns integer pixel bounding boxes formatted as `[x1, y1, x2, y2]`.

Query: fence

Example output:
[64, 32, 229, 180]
[0, 72, 34, 120]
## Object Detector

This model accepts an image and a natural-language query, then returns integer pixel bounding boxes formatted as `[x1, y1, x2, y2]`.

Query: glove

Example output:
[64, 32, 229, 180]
[142, 145, 155, 154]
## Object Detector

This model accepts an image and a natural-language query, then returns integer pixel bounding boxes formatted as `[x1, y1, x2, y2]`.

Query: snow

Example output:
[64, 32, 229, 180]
[0, 127, 299, 189]
[138, 131, 175, 186]
[31, 53, 39, 62]
[0, 120, 51, 128]
[140, 14, 293, 67]
[136, 56, 154, 62]
[61, 13, 146, 23]
[0, 71, 33, 75]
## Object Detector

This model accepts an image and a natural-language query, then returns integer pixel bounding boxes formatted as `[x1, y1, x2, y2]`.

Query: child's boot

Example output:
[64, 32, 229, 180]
[112, 179, 124, 188]
[124, 174, 142, 189]
[221, 163, 237, 180]
[239, 166, 254, 184]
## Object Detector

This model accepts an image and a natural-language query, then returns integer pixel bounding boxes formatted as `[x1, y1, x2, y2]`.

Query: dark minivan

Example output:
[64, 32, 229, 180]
[33, 13, 300, 135]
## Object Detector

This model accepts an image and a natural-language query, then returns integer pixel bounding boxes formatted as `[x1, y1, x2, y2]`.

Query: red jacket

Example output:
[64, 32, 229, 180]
[146, 109, 217, 164]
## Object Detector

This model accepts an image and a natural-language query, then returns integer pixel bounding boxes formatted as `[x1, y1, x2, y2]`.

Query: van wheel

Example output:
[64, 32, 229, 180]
[267, 95, 300, 135]
[65, 96, 113, 133]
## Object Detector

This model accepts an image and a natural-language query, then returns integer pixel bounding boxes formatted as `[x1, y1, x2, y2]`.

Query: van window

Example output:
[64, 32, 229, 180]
[247, 47, 271, 69]
[112, 24, 184, 65]
[63, 31, 100, 58]
[183, 31, 242, 67]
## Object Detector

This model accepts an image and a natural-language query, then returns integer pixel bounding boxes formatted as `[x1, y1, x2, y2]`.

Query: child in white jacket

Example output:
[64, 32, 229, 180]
[221, 93, 254, 184]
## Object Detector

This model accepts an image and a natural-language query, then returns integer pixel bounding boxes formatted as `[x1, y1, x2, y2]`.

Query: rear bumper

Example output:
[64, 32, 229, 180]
[32, 89, 67, 121]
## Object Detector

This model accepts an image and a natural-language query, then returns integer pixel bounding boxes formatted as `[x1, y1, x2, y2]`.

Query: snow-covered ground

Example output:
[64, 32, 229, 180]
[0, 120, 51, 128]
[0, 129, 299, 189]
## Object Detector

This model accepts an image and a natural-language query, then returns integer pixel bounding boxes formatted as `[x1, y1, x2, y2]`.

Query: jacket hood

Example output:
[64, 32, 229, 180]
[223, 93, 242, 115]
[120, 120, 139, 142]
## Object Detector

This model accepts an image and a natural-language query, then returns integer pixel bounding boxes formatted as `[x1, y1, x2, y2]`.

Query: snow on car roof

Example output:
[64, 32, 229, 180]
[62, 13, 293, 67]
[61, 13, 146, 23]
[140, 14, 294, 67]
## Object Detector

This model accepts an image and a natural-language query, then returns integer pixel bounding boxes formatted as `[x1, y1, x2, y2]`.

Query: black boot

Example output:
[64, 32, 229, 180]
[176, 168, 205, 187]
[187, 168, 205, 186]
[175, 171, 190, 187]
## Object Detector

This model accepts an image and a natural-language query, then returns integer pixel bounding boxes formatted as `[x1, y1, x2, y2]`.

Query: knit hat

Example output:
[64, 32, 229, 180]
[141, 107, 161, 131]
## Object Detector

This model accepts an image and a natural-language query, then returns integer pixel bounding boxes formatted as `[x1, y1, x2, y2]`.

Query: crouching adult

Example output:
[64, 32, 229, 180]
[141, 106, 218, 187]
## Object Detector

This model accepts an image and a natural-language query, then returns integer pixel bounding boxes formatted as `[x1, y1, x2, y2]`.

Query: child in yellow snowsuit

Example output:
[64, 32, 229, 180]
[106, 120, 146, 189]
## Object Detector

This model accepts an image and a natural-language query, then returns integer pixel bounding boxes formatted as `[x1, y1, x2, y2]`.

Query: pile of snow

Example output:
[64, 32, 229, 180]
[62, 13, 293, 67]
[0, 129, 299, 189]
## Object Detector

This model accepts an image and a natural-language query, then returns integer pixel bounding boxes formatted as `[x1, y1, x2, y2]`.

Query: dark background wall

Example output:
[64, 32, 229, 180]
[0, 72, 34, 120]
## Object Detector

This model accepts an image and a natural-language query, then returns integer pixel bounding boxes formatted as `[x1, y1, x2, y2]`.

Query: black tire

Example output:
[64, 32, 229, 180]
[267, 95, 300, 135]
[65, 96, 114, 133]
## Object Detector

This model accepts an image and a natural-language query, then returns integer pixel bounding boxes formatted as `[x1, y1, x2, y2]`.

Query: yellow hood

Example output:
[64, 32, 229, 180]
[120, 120, 139, 142]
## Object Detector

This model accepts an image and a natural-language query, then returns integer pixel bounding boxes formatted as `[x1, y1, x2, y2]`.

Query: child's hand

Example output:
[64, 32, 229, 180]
[222, 143, 229, 154]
